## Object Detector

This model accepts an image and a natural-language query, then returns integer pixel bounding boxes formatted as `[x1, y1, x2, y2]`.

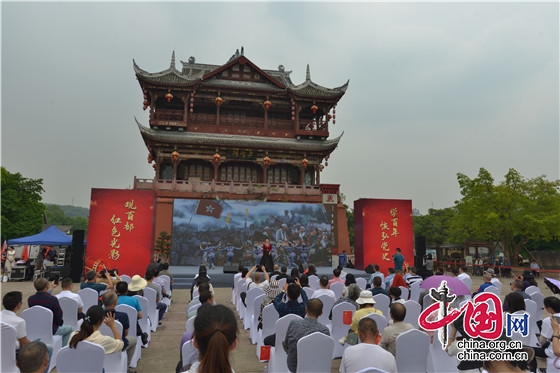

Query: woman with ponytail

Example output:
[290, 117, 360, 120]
[187, 304, 238, 373]
[69, 305, 124, 354]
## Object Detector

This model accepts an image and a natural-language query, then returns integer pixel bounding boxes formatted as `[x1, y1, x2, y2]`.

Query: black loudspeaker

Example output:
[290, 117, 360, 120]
[69, 230, 85, 283]
[414, 236, 427, 273]
[223, 263, 239, 274]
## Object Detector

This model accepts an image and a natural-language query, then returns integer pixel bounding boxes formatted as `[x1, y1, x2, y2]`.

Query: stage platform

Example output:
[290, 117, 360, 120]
[169, 265, 369, 289]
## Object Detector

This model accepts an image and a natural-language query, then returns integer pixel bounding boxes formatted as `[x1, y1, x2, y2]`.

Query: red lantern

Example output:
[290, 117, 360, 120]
[302, 158, 308, 168]
[165, 92, 173, 102]
[152, 163, 157, 170]
[147, 153, 154, 163]
[171, 151, 179, 161]
[264, 100, 271, 110]
[215, 96, 223, 106]
[311, 104, 318, 114]
[213, 153, 221, 163]
[263, 156, 270, 166]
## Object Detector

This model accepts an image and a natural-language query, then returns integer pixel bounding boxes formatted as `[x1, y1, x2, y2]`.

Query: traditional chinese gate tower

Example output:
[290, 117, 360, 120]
[132, 48, 350, 264]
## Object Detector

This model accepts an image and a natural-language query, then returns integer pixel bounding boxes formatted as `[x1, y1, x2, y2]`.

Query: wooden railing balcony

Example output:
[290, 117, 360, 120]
[134, 177, 322, 196]
[149, 109, 185, 129]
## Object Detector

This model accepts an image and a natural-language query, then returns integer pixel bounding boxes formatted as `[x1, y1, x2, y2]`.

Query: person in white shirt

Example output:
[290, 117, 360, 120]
[245, 265, 269, 290]
[2, 291, 32, 349]
[56, 277, 84, 319]
[340, 317, 397, 373]
[457, 266, 471, 282]
[312, 275, 336, 300]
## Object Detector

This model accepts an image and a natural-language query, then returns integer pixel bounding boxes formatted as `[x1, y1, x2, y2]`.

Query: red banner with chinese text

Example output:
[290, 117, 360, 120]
[87, 189, 155, 277]
[353, 199, 414, 274]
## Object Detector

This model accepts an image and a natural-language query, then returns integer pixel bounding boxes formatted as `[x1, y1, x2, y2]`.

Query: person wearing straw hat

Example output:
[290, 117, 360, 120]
[339, 290, 383, 345]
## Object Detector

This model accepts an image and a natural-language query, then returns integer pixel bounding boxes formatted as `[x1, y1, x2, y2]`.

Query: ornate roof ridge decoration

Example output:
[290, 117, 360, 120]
[134, 49, 347, 96]
[134, 117, 343, 152]
[289, 64, 349, 99]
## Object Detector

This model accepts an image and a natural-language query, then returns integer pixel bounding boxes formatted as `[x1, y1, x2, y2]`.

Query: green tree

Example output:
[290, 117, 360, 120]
[343, 203, 354, 249]
[1, 167, 45, 241]
[154, 231, 172, 263]
[451, 167, 560, 261]
[413, 207, 456, 245]
[45, 204, 89, 234]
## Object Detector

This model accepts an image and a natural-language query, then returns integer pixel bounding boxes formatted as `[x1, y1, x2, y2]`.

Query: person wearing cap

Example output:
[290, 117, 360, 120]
[473, 272, 494, 296]
[485, 268, 502, 290]
[339, 290, 383, 345]
[379, 303, 414, 356]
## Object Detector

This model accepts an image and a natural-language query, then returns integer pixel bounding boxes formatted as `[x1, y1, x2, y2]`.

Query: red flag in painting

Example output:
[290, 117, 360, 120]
[195, 200, 222, 219]
[21, 245, 29, 261]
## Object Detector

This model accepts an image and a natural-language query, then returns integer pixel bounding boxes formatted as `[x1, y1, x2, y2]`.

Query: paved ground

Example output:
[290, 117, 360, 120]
[1, 271, 556, 373]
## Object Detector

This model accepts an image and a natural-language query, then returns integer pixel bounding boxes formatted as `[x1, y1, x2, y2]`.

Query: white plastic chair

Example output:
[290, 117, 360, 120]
[409, 282, 422, 304]
[316, 294, 336, 327]
[22, 306, 63, 372]
[243, 287, 265, 330]
[236, 282, 248, 316]
[422, 293, 434, 311]
[234, 277, 245, 308]
[296, 331, 334, 373]
[490, 279, 503, 295]
[134, 295, 151, 347]
[98, 320, 127, 373]
[277, 278, 287, 289]
[395, 329, 430, 372]
[330, 282, 345, 299]
[308, 275, 319, 290]
[119, 275, 132, 284]
[115, 304, 141, 368]
[427, 324, 457, 373]
[524, 299, 540, 346]
[460, 276, 473, 293]
[356, 368, 390, 373]
[1, 322, 18, 373]
[78, 288, 99, 314]
[509, 311, 533, 346]
[181, 339, 198, 370]
[302, 287, 315, 300]
[356, 277, 367, 290]
[187, 302, 202, 315]
[256, 304, 279, 358]
[56, 340, 105, 373]
[250, 294, 266, 343]
[399, 286, 410, 301]
[59, 296, 79, 332]
[185, 315, 196, 334]
[373, 294, 391, 320]
[268, 314, 302, 373]
[361, 312, 388, 335]
[403, 300, 422, 329]
[232, 274, 242, 304]
[525, 285, 540, 295]
[331, 302, 356, 358]
[530, 292, 545, 324]
[484, 285, 501, 297]
[142, 286, 159, 333]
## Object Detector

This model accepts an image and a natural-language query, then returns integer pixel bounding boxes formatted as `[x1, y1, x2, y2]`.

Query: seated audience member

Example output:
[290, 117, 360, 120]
[370, 276, 389, 297]
[81, 269, 113, 293]
[116, 280, 148, 345]
[502, 279, 531, 311]
[384, 268, 396, 291]
[390, 271, 407, 289]
[299, 274, 310, 288]
[379, 302, 414, 356]
[405, 266, 423, 286]
[159, 262, 174, 289]
[69, 305, 124, 354]
[474, 272, 494, 295]
[342, 273, 356, 296]
[276, 266, 289, 280]
[56, 277, 85, 319]
[312, 275, 336, 300]
[101, 291, 137, 367]
[339, 290, 383, 345]
[186, 304, 238, 373]
[188, 290, 214, 320]
[330, 283, 361, 320]
[145, 267, 168, 322]
[98, 268, 121, 285]
[340, 318, 397, 373]
[289, 268, 300, 282]
[193, 270, 214, 295]
[188, 282, 211, 311]
[2, 291, 32, 348]
[389, 286, 405, 304]
[270, 264, 282, 277]
[245, 265, 270, 290]
[283, 298, 330, 373]
[258, 280, 282, 329]
[16, 341, 50, 373]
[367, 264, 385, 288]
[28, 277, 73, 346]
[531, 296, 560, 371]
[306, 264, 317, 277]
[328, 267, 345, 288]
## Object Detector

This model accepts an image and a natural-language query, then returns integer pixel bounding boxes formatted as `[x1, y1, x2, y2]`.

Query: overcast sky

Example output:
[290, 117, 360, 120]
[2, 2, 558, 215]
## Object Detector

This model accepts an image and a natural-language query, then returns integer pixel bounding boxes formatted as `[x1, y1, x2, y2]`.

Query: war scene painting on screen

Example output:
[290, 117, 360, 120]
[171, 199, 332, 268]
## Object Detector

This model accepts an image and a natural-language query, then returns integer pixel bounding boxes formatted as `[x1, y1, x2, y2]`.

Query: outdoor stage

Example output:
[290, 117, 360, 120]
[169, 265, 370, 289]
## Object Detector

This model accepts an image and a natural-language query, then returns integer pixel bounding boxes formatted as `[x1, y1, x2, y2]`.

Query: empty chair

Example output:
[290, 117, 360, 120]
[398, 286, 410, 301]
[484, 285, 500, 297]
[330, 282, 345, 299]
[524, 299, 540, 346]
[268, 314, 302, 373]
[525, 285, 540, 295]
[373, 294, 391, 320]
[330, 302, 356, 358]
[530, 291, 545, 325]
[119, 275, 132, 284]
[56, 340, 105, 373]
[1, 322, 18, 373]
[250, 294, 266, 343]
[308, 275, 319, 290]
[22, 306, 63, 372]
[403, 300, 422, 329]
[59, 297, 79, 331]
[315, 294, 336, 327]
[98, 320, 127, 373]
[361, 312, 388, 335]
[115, 304, 141, 368]
[243, 287, 265, 330]
[134, 295, 151, 347]
[78, 288, 99, 314]
[296, 331, 334, 373]
[490, 279, 503, 295]
[256, 304, 279, 358]
[232, 275, 242, 304]
[142, 286, 159, 333]
[395, 329, 430, 373]
[356, 277, 367, 290]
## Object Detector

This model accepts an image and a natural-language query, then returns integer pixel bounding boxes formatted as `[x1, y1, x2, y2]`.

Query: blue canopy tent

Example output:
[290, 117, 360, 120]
[8, 225, 74, 246]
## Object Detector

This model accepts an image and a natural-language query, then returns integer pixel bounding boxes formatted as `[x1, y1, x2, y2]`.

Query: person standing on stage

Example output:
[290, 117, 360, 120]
[393, 248, 404, 272]
[260, 238, 274, 272]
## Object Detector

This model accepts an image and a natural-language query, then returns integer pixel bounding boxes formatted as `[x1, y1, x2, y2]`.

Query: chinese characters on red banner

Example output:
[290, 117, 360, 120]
[107, 199, 138, 261]
[379, 207, 400, 262]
